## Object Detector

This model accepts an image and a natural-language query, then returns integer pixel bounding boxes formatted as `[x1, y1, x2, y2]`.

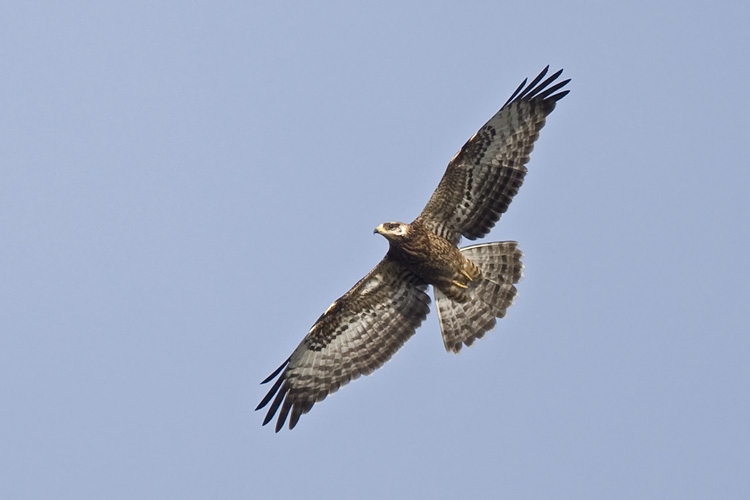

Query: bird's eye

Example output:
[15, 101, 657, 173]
[385, 223, 397, 230]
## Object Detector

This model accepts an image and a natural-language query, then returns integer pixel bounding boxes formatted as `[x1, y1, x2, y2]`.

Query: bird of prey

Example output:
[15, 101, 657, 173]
[257, 66, 570, 432]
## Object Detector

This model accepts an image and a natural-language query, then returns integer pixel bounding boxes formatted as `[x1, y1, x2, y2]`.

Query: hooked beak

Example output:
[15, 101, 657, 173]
[373, 224, 385, 235]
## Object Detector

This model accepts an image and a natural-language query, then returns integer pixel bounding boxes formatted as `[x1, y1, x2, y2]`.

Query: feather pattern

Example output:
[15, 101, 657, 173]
[257, 259, 430, 431]
[417, 66, 570, 244]
[436, 242, 523, 353]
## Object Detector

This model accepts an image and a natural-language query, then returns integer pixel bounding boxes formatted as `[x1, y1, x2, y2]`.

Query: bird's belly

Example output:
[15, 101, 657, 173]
[411, 250, 479, 302]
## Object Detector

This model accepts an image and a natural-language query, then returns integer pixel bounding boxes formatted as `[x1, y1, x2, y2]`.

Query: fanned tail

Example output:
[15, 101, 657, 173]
[435, 242, 523, 353]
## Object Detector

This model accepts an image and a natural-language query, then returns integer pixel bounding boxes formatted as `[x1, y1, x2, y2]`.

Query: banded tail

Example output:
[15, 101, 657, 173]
[435, 241, 523, 353]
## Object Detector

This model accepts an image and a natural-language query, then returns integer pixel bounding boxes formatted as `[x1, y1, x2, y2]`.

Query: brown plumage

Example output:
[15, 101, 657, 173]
[257, 66, 570, 431]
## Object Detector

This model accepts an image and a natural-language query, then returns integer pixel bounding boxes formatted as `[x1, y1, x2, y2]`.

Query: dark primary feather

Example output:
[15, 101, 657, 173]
[256, 259, 430, 432]
[416, 66, 570, 244]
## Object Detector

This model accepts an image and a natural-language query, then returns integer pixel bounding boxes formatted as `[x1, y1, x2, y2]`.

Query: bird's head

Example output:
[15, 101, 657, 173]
[374, 222, 410, 241]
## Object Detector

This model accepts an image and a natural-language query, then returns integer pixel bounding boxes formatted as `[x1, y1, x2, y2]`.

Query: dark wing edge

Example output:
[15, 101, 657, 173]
[255, 259, 430, 432]
[501, 65, 570, 108]
[416, 66, 570, 244]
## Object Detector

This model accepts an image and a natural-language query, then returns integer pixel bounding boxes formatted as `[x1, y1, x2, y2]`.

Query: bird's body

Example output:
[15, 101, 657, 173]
[257, 67, 570, 431]
[377, 221, 479, 302]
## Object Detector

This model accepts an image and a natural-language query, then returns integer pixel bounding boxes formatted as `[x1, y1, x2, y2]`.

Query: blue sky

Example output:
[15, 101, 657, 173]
[2, 2, 749, 499]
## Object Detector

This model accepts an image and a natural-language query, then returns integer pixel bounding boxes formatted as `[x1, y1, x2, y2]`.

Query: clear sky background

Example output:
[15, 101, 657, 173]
[2, 2, 748, 499]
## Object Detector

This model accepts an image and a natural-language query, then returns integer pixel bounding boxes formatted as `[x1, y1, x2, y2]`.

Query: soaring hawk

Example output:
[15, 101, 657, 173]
[257, 67, 570, 431]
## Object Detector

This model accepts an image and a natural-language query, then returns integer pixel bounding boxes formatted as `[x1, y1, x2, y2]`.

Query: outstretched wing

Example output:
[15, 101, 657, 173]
[256, 258, 430, 432]
[416, 66, 570, 244]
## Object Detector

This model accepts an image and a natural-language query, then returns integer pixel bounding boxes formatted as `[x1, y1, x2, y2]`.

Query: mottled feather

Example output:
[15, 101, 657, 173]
[417, 66, 570, 244]
[257, 259, 430, 431]
[436, 242, 523, 353]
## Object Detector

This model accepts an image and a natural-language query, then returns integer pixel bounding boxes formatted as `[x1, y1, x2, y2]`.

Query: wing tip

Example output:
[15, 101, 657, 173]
[260, 357, 291, 385]
[504, 66, 571, 108]
[257, 359, 321, 431]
